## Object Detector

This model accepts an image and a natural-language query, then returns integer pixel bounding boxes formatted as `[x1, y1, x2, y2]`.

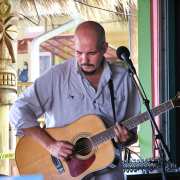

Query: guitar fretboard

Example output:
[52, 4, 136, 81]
[90, 100, 174, 147]
[121, 100, 174, 130]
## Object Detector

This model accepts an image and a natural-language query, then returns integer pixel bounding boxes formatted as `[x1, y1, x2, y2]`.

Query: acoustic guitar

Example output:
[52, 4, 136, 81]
[15, 93, 180, 180]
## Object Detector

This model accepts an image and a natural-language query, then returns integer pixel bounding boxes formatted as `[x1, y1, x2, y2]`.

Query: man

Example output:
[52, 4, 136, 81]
[9, 21, 141, 180]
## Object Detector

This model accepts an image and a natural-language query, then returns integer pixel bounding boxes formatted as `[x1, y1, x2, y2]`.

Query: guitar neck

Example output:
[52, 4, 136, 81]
[90, 100, 174, 147]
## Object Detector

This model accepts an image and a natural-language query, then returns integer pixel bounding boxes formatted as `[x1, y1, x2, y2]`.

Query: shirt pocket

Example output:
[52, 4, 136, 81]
[61, 92, 84, 123]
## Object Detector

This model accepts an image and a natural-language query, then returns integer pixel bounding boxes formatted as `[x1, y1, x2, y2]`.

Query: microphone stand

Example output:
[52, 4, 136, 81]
[128, 69, 172, 180]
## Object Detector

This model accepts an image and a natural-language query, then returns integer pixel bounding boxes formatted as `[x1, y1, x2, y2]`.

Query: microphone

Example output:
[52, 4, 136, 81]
[116, 46, 136, 75]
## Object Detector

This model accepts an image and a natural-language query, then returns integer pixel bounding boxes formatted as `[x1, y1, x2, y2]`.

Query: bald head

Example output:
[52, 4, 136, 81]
[74, 21, 106, 48]
[74, 21, 109, 76]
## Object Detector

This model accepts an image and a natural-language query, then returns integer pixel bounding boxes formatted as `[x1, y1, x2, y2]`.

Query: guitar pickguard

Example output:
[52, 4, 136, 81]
[66, 155, 96, 177]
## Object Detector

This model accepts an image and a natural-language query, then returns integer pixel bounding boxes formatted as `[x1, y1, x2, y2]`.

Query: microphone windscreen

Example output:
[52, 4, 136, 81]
[116, 46, 130, 60]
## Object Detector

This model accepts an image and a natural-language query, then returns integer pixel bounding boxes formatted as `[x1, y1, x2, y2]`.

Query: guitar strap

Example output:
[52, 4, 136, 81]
[108, 69, 121, 164]
[108, 77, 119, 151]
[108, 61, 117, 124]
[109, 78, 116, 124]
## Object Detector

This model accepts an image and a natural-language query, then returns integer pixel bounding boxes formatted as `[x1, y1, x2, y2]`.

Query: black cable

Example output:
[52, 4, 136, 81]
[73, 0, 138, 17]
[19, 13, 39, 26]
[20, 0, 40, 26]
[123, 146, 141, 159]
[124, 148, 128, 161]
[128, 149, 131, 163]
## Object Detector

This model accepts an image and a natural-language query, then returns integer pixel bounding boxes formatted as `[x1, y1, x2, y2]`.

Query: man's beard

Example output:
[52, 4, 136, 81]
[81, 68, 96, 75]
[81, 63, 96, 75]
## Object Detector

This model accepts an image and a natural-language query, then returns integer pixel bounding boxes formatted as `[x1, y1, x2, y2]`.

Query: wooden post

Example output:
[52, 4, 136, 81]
[0, 0, 20, 175]
[0, 106, 9, 175]
[129, 1, 138, 74]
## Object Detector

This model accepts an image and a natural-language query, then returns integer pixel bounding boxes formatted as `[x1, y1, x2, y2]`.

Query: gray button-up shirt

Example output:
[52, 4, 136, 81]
[9, 57, 141, 180]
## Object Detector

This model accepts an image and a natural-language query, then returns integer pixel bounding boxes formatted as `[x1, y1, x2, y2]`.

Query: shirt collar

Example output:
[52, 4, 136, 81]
[71, 57, 80, 75]
[100, 58, 112, 84]
[102, 57, 112, 79]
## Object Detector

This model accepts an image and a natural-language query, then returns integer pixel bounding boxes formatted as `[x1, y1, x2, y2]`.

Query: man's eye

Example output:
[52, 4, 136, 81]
[90, 53, 96, 55]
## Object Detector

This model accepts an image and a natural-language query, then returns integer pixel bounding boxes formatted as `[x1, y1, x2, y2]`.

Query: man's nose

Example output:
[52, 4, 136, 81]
[82, 54, 89, 63]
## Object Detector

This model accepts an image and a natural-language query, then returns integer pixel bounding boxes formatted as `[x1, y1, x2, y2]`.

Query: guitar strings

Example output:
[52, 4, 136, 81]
[76, 129, 114, 147]
[75, 120, 137, 151]
[74, 126, 116, 148]
[76, 144, 93, 154]
[75, 121, 135, 154]
[75, 99, 179, 154]
[74, 127, 117, 154]
[75, 117, 138, 154]
[75, 138, 106, 154]
[74, 138, 95, 155]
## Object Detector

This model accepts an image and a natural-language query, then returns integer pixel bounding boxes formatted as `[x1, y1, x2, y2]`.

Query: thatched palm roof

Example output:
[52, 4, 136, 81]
[20, 0, 137, 26]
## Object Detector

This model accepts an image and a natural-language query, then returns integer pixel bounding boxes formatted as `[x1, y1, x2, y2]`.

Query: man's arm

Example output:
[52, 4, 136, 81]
[22, 126, 75, 161]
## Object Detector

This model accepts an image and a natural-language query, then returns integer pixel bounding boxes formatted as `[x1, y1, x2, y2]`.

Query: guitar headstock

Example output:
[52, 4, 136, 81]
[172, 92, 180, 107]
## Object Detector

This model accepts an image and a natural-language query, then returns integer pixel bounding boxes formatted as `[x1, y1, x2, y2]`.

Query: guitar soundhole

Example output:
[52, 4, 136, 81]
[75, 137, 92, 156]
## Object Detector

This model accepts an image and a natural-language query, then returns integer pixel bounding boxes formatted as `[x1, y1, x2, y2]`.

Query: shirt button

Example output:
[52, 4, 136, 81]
[93, 100, 96, 103]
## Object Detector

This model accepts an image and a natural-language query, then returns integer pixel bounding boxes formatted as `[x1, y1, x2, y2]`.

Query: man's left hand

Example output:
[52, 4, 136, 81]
[114, 122, 135, 144]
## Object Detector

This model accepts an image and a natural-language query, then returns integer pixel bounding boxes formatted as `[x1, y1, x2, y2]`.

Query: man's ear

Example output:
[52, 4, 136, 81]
[103, 42, 108, 54]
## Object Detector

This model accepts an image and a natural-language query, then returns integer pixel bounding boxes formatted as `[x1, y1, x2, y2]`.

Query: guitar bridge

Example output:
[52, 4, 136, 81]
[51, 155, 65, 174]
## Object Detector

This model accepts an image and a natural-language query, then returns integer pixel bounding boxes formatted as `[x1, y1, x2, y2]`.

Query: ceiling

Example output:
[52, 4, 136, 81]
[20, 0, 137, 26]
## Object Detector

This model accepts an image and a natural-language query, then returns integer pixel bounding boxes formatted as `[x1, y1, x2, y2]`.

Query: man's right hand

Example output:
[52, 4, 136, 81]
[22, 126, 75, 161]
[47, 140, 75, 161]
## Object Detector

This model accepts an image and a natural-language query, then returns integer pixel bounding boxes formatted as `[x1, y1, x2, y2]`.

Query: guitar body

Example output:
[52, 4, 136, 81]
[15, 115, 115, 180]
